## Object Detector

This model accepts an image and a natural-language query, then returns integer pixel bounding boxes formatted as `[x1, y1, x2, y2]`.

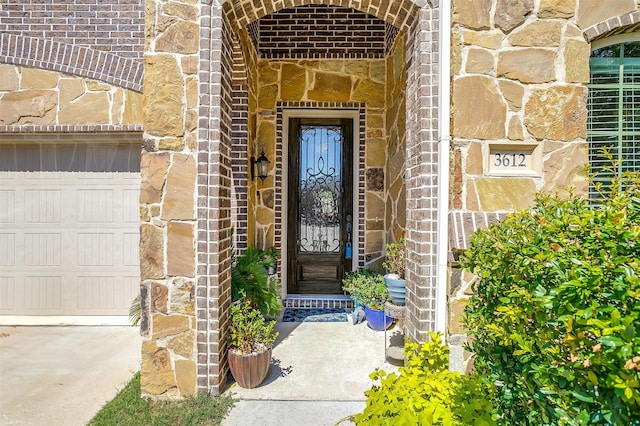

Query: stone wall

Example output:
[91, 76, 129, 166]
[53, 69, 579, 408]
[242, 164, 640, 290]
[0, 64, 142, 126]
[447, 0, 640, 372]
[251, 57, 388, 261]
[139, 0, 201, 397]
[384, 32, 407, 245]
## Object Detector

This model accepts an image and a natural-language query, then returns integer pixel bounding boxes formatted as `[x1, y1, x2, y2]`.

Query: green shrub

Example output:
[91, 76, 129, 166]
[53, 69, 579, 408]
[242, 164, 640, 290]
[231, 246, 282, 317]
[342, 268, 388, 309]
[228, 301, 278, 354]
[342, 268, 389, 309]
[461, 175, 640, 424]
[355, 332, 495, 425]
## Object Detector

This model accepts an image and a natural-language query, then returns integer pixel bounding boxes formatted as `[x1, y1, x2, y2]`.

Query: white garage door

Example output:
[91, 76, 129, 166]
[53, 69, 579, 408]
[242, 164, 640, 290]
[0, 140, 140, 324]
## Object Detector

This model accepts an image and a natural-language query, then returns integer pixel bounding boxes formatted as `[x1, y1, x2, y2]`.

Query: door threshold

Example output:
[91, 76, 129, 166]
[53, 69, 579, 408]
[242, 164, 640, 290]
[284, 295, 353, 309]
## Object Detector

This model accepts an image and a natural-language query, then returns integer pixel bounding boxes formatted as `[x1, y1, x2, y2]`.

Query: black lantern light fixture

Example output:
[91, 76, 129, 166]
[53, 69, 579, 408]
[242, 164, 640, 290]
[252, 150, 270, 182]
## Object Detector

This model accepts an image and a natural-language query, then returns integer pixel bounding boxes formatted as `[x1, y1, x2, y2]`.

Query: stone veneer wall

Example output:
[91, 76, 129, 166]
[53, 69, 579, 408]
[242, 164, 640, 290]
[251, 57, 388, 261]
[384, 32, 407, 245]
[139, 0, 203, 397]
[0, 65, 142, 126]
[447, 0, 640, 372]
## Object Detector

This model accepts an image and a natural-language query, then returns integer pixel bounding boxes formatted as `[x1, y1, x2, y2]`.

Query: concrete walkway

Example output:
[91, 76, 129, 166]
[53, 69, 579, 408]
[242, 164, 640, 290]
[0, 326, 141, 426]
[0, 319, 400, 426]
[222, 320, 402, 426]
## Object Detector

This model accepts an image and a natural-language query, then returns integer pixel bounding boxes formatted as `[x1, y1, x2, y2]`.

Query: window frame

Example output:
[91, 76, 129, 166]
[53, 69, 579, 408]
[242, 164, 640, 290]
[588, 34, 640, 198]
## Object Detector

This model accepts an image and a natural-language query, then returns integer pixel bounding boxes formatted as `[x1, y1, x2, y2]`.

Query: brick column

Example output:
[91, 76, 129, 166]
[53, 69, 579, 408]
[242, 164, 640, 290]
[404, 4, 440, 342]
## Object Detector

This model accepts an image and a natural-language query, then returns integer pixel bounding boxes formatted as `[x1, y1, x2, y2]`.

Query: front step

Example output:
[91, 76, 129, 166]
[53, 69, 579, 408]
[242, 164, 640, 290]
[283, 295, 353, 309]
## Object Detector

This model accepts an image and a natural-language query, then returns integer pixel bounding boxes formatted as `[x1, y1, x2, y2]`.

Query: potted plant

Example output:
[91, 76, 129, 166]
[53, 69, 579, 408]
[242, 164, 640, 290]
[342, 269, 392, 330]
[227, 300, 278, 389]
[232, 246, 283, 317]
[342, 268, 377, 308]
[382, 238, 406, 306]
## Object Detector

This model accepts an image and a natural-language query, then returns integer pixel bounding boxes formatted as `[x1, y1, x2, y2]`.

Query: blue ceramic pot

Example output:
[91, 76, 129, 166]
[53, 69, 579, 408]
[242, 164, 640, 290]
[384, 274, 406, 306]
[364, 306, 393, 331]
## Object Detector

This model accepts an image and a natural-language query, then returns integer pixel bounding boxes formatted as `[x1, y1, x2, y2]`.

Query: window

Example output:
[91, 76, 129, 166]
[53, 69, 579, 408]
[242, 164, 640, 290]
[588, 38, 640, 198]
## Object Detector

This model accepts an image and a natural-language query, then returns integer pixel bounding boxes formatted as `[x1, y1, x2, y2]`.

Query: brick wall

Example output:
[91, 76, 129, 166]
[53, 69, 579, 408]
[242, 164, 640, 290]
[249, 5, 394, 59]
[231, 37, 250, 253]
[403, 6, 440, 342]
[0, 0, 144, 60]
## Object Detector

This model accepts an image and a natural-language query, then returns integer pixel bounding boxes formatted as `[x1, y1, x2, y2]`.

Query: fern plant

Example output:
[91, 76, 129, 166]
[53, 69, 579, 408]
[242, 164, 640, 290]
[231, 246, 283, 317]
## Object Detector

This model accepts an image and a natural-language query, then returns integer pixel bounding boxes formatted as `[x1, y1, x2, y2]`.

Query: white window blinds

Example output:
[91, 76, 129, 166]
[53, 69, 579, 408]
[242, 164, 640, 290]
[588, 40, 640, 198]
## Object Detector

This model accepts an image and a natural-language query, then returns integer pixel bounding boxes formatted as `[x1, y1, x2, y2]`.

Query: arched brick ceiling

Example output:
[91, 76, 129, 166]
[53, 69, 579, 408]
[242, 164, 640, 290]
[247, 5, 397, 58]
[222, 0, 425, 32]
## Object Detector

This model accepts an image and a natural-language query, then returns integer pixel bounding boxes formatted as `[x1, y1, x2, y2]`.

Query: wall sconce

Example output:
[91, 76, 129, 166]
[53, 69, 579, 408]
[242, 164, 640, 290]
[251, 150, 270, 182]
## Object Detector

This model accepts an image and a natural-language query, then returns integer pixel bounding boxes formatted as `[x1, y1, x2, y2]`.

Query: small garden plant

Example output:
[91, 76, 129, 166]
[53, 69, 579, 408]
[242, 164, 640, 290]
[355, 332, 495, 425]
[461, 168, 640, 425]
[382, 237, 406, 279]
[342, 268, 388, 310]
[231, 246, 282, 317]
[228, 301, 278, 355]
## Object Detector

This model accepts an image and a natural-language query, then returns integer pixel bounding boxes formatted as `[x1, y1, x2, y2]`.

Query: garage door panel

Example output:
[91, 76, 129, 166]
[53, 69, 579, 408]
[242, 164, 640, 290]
[24, 276, 62, 311]
[0, 277, 16, 310]
[0, 191, 15, 222]
[0, 141, 140, 319]
[77, 233, 114, 266]
[77, 189, 114, 223]
[123, 189, 139, 222]
[0, 233, 15, 266]
[78, 276, 116, 310]
[24, 233, 62, 266]
[24, 189, 62, 223]
[123, 233, 139, 266]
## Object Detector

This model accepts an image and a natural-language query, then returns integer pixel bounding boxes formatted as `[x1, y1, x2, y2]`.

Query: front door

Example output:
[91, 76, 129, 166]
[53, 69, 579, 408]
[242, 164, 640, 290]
[287, 118, 353, 294]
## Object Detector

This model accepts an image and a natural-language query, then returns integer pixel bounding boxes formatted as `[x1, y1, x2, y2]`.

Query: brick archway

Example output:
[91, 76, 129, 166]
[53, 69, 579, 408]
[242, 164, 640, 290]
[141, 0, 441, 396]
[583, 11, 640, 42]
[0, 34, 143, 92]
[221, 0, 427, 32]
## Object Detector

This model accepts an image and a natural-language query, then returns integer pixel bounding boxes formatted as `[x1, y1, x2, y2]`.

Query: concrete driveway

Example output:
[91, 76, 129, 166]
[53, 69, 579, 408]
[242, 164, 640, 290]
[0, 326, 141, 426]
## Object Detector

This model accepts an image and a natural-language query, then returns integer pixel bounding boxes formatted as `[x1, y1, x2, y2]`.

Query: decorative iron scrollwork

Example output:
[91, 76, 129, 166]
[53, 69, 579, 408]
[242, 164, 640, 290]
[298, 125, 343, 253]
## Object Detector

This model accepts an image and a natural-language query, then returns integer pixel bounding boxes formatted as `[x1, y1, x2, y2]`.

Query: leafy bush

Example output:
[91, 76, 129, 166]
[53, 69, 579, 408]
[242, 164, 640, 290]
[342, 268, 388, 310]
[231, 246, 282, 317]
[228, 301, 278, 354]
[355, 332, 495, 425]
[461, 175, 640, 424]
[383, 238, 407, 279]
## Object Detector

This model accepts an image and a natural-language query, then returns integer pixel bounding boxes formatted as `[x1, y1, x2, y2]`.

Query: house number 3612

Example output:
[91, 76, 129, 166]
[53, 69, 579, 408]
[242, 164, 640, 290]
[494, 152, 526, 167]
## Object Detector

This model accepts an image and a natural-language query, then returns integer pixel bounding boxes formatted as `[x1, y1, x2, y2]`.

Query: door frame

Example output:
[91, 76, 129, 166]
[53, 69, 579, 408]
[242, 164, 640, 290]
[281, 109, 361, 297]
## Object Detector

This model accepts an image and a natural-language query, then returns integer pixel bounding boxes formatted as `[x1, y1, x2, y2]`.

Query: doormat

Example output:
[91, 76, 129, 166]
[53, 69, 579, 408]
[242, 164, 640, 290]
[281, 307, 348, 323]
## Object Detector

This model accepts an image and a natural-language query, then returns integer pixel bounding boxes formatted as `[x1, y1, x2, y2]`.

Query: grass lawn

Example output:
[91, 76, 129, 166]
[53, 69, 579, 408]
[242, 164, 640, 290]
[89, 372, 234, 426]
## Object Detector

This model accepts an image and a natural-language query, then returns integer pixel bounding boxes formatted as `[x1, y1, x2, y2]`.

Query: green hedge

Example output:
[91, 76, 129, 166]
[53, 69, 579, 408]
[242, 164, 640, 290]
[461, 179, 640, 424]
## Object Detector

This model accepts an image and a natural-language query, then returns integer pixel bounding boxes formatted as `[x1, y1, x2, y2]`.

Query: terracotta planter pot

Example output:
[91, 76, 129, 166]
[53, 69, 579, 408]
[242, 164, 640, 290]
[228, 345, 272, 389]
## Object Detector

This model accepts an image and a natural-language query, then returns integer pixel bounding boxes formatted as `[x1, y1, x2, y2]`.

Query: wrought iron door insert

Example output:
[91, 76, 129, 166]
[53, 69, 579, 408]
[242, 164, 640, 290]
[287, 117, 353, 294]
